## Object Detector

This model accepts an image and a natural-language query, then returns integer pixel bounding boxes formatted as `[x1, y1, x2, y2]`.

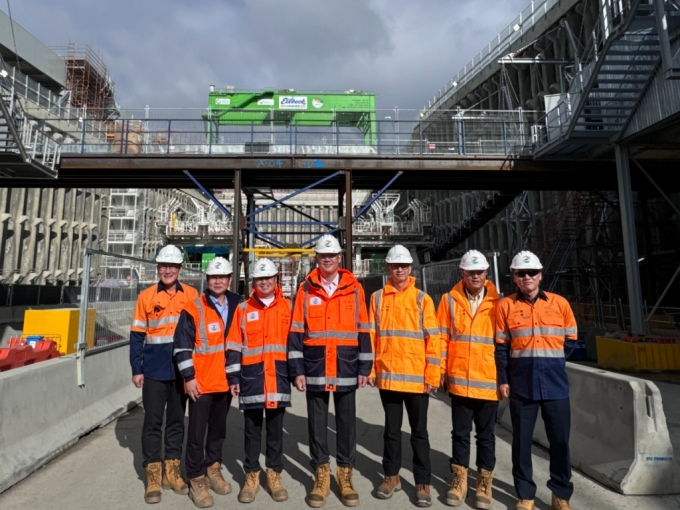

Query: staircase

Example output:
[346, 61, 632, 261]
[0, 81, 60, 179]
[429, 190, 521, 261]
[535, 0, 680, 156]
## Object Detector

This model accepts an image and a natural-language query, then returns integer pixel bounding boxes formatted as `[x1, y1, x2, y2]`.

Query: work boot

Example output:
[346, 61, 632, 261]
[308, 463, 331, 508]
[144, 462, 163, 504]
[376, 474, 401, 499]
[336, 466, 359, 507]
[162, 459, 189, 495]
[515, 499, 535, 510]
[206, 462, 232, 495]
[445, 464, 468, 507]
[189, 476, 214, 508]
[265, 468, 288, 502]
[415, 484, 432, 507]
[238, 471, 260, 503]
[475, 468, 493, 509]
[551, 493, 571, 510]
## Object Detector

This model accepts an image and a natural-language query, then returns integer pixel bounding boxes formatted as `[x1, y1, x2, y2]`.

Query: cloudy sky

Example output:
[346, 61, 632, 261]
[4, 0, 528, 112]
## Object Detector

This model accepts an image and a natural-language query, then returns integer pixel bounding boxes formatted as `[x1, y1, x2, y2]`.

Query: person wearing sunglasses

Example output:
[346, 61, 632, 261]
[495, 251, 578, 510]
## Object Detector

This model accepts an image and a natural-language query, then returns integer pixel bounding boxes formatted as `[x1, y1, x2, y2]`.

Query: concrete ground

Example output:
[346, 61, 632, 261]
[1, 386, 679, 510]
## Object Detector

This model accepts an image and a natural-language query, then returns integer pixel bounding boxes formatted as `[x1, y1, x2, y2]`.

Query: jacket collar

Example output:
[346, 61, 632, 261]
[451, 279, 499, 307]
[516, 288, 548, 304]
[249, 285, 283, 308]
[384, 276, 416, 294]
[306, 268, 358, 296]
[157, 280, 184, 293]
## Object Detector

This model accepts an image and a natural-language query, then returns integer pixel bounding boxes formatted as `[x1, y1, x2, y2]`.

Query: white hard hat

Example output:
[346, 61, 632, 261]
[156, 245, 183, 264]
[385, 245, 413, 264]
[252, 258, 278, 278]
[314, 234, 342, 254]
[206, 256, 233, 275]
[510, 251, 543, 270]
[460, 250, 489, 270]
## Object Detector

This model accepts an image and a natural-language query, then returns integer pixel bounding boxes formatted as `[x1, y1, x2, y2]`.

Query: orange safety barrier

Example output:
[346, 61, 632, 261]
[0, 338, 62, 372]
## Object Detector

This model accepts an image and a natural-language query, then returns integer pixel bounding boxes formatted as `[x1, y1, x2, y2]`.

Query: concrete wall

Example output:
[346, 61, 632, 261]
[0, 344, 140, 493]
[498, 362, 680, 495]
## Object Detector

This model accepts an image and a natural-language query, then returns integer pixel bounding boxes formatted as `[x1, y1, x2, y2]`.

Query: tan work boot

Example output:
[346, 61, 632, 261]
[475, 468, 493, 509]
[415, 484, 432, 507]
[238, 471, 260, 503]
[336, 466, 359, 507]
[446, 464, 468, 507]
[189, 476, 214, 508]
[376, 474, 401, 499]
[144, 462, 163, 504]
[551, 493, 571, 510]
[308, 463, 331, 508]
[206, 462, 232, 495]
[162, 459, 189, 495]
[515, 499, 535, 510]
[265, 468, 288, 502]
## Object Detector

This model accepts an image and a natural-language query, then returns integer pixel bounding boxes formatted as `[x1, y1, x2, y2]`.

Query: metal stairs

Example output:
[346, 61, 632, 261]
[0, 80, 60, 179]
[536, 0, 680, 156]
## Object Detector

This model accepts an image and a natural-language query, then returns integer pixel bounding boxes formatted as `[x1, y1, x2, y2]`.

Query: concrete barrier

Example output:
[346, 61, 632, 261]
[497, 362, 680, 495]
[0, 343, 141, 493]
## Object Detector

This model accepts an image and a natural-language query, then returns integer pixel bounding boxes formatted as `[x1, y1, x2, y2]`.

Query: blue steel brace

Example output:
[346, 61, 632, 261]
[245, 227, 285, 248]
[353, 171, 403, 220]
[183, 170, 232, 217]
[301, 228, 340, 248]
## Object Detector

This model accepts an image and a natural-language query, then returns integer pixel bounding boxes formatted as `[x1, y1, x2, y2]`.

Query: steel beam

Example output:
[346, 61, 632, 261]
[615, 144, 645, 334]
[345, 170, 353, 270]
[253, 188, 334, 228]
[183, 170, 231, 216]
[231, 169, 242, 293]
[353, 171, 403, 220]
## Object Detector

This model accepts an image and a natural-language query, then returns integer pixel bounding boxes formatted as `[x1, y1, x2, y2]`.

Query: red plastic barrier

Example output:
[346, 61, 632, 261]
[31, 340, 62, 363]
[0, 338, 62, 371]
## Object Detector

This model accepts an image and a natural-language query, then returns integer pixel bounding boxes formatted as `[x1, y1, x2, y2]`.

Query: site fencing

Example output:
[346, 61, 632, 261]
[76, 249, 205, 385]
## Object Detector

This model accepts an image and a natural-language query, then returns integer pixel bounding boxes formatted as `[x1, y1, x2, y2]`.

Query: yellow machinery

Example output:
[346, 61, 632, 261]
[596, 336, 680, 372]
[23, 309, 96, 355]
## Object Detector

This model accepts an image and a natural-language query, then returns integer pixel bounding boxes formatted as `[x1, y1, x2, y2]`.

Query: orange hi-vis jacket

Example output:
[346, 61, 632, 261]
[226, 286, 292, 410]
[130, 281, 199, 381]
[369, 277, 441, 392]
[495, 290, 578, 400]
[437, 280, 499, 401]
[288, 268, 373, 393]
[173, 294, 229, 394]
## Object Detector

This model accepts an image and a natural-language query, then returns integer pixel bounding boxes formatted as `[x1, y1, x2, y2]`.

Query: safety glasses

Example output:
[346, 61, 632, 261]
[514, 270, 540, 278]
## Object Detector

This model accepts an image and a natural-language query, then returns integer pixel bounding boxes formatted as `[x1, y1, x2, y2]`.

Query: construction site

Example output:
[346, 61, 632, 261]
[2, 0, 680, 507]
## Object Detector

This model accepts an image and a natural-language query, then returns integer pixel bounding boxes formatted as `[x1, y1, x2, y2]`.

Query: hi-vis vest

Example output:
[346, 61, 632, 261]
[226, 287, 292, 410]
[369, 277, 441, 393]
[288, 268, 373, 392]
[437, 280, 499, 401]
[181, 295, 229, 394]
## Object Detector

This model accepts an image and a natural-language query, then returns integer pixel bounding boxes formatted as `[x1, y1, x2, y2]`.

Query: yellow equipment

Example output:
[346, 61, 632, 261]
[23, 309, 96, 355]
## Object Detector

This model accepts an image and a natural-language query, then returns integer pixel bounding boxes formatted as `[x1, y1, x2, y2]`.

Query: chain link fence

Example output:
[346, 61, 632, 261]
[76, 249, 205, 385]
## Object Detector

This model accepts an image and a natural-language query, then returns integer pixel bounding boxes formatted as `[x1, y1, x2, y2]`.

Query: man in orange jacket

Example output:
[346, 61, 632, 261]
[368, 245, 440, 508]
[437, 250, 499, 509]
[495, 251, 577, 510]
[226, 258, 291, 504]
[174, 257, 240, 508]
[288, 234, 372, 508]
[129, 244, 199, 504]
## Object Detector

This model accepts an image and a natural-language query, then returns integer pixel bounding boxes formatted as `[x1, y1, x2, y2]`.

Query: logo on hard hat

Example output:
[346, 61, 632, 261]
[259, 263, 266, 271]
[324, 239, 332, 247]
[471, 256, 478, 264]
[523, 256, 531, 263]
[215, 261, 222, 268]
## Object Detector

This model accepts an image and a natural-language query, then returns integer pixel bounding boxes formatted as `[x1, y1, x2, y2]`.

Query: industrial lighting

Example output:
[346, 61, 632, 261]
[209, 85, 215, 92]
[0, 69, 7, 78]
[452, 81, 458, 87]
[513, 23, 522, 32]
[638, 257, 645, 262]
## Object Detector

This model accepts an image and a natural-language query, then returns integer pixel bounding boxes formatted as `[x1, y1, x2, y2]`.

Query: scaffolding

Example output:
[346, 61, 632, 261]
[57, 42, 116, 121]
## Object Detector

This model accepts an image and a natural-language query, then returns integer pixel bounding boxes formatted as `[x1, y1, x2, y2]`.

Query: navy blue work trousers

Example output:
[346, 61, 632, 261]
[509, 396, 573, 501]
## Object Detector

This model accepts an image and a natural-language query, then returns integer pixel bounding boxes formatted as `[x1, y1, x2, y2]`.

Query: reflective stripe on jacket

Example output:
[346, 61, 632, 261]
[287, 268, 372, 392]
[226, 286, 292, 410]
[129, 281, 199, 380]
[173, 294, 229, 394]
[495, 290, 578, 400]
[438, 280, 499, 401]
[369, 277, 440, 392]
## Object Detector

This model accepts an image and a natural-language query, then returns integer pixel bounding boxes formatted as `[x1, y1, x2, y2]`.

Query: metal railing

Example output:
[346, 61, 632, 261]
[422, 0, 563, 117]
[49, 108, 535, 157]
[76, 249, 205, 385]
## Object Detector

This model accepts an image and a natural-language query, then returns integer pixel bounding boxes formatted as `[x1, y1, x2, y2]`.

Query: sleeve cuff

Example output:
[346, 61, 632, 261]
[184, 374, 195, 383]
[131, 366, 143, 376]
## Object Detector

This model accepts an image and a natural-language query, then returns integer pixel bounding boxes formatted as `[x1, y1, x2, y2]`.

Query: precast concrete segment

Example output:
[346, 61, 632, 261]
[1, 380, 679, 508]
[498, 362, 680, 495]
[0, 344, 141, 494]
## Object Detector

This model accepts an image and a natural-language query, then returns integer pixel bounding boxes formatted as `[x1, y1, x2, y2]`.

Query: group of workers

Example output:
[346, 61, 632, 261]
[130, 235, 577, 510]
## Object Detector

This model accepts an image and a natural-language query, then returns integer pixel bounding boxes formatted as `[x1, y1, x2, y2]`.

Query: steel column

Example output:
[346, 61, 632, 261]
[232, 169, 242, 294]
[614, 144, 644, 334]
[345, 170, 352, 270]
